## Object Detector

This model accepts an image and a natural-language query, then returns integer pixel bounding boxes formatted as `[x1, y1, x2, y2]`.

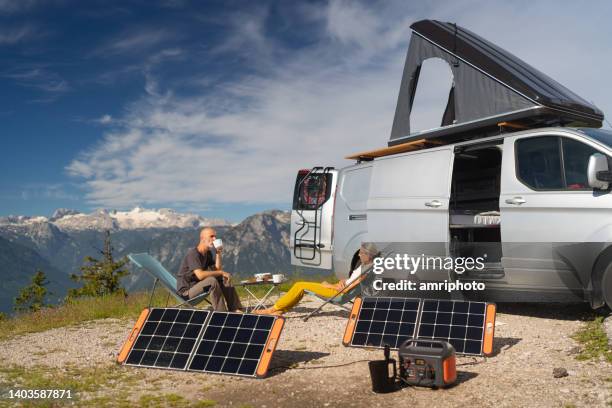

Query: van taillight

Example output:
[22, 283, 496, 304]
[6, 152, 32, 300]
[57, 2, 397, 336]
[331, 177, 338, 248]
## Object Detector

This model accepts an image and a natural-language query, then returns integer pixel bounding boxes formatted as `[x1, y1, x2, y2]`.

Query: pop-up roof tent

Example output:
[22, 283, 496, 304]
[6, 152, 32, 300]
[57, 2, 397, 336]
[388, 19, 604, 147]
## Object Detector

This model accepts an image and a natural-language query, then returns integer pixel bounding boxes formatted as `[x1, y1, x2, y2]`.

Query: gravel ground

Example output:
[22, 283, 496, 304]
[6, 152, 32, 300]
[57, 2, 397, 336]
[0, 297, 611, 407]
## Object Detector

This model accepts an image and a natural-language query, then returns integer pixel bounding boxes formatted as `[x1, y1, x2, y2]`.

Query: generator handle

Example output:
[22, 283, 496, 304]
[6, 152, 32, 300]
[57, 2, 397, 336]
[400, 339, 455, 354]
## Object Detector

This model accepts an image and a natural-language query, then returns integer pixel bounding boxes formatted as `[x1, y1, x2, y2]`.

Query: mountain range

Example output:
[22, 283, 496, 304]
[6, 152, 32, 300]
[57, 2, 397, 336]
[0, 207, 297, 314]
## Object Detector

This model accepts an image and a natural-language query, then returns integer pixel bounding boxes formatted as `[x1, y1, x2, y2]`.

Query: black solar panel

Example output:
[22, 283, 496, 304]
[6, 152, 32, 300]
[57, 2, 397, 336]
[124, 308, 209, 370]
[350, 297, 420, 349]
[416, 299, 487, 356]
[343, 297, 496, 356]
[119, 308, 284, 378]
[188, 312, 277, 377]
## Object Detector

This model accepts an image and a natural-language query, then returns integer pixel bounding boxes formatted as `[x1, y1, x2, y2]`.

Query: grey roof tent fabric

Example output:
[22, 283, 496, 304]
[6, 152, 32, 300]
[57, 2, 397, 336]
[390, 20, 604, 144]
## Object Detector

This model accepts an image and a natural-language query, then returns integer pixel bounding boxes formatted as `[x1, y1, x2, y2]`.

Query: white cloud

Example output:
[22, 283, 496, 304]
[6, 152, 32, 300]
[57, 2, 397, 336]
[68, 0, 612, 210]
[2, 67, 69, 99]
[93, 28, 176, 57]
[0, 25, 35, 45]
[0, 0, 38, 14]
[97, 114, 113, 124]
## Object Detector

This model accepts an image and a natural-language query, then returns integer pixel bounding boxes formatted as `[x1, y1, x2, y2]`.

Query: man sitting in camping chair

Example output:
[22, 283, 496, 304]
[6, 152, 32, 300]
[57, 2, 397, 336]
[255, 243, 379, 316]
[177, 227, 243, 312]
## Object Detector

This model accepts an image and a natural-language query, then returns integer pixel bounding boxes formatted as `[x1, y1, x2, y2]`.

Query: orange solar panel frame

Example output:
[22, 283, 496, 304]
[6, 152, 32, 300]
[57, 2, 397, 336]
[343, 297, 497, 356]
[117, 308, 285, 378]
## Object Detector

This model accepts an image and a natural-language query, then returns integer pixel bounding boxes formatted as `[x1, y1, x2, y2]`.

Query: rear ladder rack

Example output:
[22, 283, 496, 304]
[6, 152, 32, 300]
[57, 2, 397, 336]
[293, 166, 333, 262]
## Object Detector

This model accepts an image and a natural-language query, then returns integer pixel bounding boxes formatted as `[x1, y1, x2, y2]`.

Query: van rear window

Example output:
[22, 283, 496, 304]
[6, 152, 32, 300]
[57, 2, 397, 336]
[292, 172, 332, 210]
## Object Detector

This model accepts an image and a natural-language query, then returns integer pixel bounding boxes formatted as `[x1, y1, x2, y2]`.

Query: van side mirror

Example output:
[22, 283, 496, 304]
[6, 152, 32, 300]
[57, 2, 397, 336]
[587, 153, 612, 190]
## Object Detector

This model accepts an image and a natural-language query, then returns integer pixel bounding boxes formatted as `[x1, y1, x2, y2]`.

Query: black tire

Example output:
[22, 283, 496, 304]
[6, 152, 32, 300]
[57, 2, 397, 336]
[603, 266, 612, 310]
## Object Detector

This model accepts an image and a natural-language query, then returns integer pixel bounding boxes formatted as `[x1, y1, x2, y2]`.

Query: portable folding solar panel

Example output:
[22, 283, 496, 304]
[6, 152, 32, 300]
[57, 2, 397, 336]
[343, 297, 496, 356]
[188, 312, 282, 377]
[417, 299, 496, 355]
[117, 308, 284, 378]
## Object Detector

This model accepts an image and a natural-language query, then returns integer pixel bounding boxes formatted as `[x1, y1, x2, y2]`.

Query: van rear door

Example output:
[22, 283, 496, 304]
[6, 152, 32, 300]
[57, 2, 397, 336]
[290, 167, 337, 269]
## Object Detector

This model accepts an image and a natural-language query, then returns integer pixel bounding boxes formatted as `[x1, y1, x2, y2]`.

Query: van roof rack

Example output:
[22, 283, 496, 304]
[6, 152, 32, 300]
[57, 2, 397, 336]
[346, 121, 549, 160]
[345, 138, 443, 160]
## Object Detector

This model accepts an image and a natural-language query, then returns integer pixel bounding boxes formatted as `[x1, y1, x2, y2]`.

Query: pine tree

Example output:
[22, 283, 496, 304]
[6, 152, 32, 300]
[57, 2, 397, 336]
[14, 270, 49, 312]
[67, 230, 129, 299]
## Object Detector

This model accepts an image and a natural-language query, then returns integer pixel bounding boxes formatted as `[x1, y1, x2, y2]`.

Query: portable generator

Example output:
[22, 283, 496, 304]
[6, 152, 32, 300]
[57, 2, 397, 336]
[398, 339, 457, 388]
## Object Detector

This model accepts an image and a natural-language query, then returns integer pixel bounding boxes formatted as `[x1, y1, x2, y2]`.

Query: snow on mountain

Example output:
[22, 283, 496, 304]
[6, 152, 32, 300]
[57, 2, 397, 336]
[0, 215, 49, 225]
[50, 208, 81, 221]
[1, 207, 229, 231]
[56, 207, 230, 230]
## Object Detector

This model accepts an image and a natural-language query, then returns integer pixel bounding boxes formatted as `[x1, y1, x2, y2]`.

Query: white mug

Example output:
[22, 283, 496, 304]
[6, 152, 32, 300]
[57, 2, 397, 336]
[213, 238, 223, 250]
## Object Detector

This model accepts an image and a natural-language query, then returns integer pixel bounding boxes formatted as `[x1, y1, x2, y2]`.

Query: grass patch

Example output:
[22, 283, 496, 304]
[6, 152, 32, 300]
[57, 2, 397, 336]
[572, 316, 612, 362]
[0, 364, 145, 407]
[0, 364, 140, 394]
[0, 291, 179, 341]
[0, 364, 217, 407]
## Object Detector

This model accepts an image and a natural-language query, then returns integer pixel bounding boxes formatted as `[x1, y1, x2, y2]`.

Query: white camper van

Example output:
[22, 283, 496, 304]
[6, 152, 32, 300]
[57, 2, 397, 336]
[290, 20, 612, 309]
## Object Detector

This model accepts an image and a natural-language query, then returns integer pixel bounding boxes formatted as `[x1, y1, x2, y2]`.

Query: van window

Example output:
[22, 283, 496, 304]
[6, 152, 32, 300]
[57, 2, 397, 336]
[562, 138, 598, 189]
[340, 167, 371, 211]
[292, 172, 332, 210]
[516, 136, 563, 190]
[516, 136, 599, 190]
[410, 58, 455, 133]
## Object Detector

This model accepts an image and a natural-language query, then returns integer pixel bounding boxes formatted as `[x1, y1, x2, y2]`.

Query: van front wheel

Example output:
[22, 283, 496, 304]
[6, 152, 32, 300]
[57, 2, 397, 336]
[603, 266, 612, 310]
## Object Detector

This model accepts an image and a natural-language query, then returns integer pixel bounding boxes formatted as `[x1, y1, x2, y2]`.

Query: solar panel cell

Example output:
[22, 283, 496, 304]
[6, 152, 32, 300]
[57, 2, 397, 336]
[125, 350, 143, 364]
[244, 344, 264, 359]
[161, 308, 179, 321]
[238, 359, 258, 375]
[170, 353, 189, 369]
[141, 322, 157, 335]
[250, 330, 269, 344]
[156, 352, 174, 367]
[228, 342, 247, 358]
[175, 309, 193, 323]
[148, 308, 164, 321]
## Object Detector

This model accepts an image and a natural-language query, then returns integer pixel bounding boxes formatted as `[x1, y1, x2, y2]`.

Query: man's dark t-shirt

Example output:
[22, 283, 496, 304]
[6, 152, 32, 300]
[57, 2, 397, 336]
[176, 247, 215, 294]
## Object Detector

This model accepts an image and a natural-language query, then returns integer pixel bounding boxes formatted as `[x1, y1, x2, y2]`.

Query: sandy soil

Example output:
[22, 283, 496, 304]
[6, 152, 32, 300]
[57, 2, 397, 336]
[0, 297, 610, 407]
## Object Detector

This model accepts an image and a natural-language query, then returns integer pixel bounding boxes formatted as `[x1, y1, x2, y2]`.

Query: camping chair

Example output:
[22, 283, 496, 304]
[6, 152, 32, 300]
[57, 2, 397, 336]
[128, 253, 211, 309]
[302, 270, 370, 321]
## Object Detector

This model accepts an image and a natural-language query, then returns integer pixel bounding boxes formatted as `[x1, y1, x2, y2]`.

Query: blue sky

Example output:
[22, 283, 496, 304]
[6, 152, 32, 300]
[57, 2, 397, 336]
[1, 0, 611, 222]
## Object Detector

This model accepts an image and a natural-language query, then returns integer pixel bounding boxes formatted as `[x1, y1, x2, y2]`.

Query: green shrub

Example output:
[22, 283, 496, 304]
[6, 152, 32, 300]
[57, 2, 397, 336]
[14, 270, 49, 312]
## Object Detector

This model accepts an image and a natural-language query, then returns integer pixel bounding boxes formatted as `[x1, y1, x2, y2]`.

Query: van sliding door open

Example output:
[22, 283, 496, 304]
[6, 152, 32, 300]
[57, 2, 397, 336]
[290, 167, 337, 269]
